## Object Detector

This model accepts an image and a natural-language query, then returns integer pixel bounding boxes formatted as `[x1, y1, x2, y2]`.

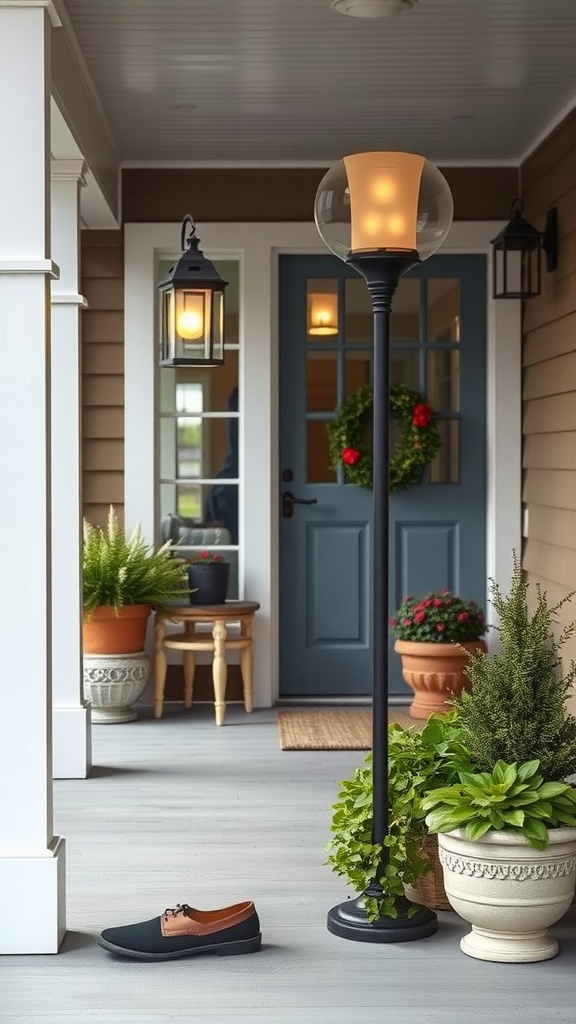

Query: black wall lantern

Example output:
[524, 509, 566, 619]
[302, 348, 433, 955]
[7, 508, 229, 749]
[490, 199, 558, 300]
[159, 215, 228, 367]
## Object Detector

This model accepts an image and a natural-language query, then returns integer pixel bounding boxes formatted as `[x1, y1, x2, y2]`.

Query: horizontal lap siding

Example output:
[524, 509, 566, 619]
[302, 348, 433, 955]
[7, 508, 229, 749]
[81, 229, 125, 528]
[522, 110, 576, 671]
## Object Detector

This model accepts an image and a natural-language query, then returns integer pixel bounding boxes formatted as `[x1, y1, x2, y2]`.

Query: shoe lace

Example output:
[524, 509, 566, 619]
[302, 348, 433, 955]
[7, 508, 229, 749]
[163, 903, 192, 921]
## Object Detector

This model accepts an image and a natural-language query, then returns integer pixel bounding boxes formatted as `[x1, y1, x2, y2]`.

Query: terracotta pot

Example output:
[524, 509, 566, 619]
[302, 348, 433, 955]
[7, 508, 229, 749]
[394, 638, 487, 719]
[82, 605, 151, 655]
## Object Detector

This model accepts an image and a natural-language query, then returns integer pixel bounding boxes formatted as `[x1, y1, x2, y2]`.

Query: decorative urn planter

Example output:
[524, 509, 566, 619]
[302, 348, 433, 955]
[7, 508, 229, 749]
[83, 652, 150, 724]
[187, 562, 230, 605]
[394, 639, 487, 719]
[82, 604, 151, 655]
[438, 827, 576, 963]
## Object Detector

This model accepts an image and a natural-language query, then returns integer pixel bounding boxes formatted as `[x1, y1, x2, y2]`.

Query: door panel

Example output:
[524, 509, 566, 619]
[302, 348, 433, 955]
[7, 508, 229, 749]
[279, 253, 487, 698]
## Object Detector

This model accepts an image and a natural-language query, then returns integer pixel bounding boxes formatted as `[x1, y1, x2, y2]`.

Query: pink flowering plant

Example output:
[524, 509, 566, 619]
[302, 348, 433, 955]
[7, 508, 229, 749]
[390, 591, 487, 643]
[186, 550, 228, 565]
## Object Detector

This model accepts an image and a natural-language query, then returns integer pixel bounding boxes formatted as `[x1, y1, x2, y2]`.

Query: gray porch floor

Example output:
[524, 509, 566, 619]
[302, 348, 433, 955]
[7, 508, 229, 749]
[3, 705, 576, 1024]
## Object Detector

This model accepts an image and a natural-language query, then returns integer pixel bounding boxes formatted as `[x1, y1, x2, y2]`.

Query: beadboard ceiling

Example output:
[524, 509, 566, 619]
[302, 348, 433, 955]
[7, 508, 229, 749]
[61, 0, 576, 164]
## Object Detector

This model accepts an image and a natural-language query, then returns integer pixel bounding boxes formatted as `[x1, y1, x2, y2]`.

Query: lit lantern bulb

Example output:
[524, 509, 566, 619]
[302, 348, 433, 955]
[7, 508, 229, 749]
[369, 175, 397, 205]
[361, 212, 382, 238]
[177, 309, 204, 340]
[387, 213, 407, 237]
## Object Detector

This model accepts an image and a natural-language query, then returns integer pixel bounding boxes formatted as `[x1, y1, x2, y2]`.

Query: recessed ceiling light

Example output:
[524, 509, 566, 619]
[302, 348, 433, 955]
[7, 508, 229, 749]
[330, 0, 418, 17]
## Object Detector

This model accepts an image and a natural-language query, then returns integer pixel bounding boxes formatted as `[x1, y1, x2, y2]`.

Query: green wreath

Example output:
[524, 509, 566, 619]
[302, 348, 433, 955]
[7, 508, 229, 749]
[327, 384, 442, 491]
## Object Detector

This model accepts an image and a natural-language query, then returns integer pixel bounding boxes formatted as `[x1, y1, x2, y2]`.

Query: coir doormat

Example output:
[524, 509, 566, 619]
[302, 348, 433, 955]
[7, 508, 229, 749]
[277, 708, 417, 751]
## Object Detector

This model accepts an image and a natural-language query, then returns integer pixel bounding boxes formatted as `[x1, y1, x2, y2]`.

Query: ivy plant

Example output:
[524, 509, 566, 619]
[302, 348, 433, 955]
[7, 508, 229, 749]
[326, 712, 471, 921]
[423, 759, 576, 850]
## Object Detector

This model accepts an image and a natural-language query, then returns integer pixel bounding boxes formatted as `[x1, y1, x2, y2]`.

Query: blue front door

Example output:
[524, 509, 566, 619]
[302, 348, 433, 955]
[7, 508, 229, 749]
[278, 253, 487, 699]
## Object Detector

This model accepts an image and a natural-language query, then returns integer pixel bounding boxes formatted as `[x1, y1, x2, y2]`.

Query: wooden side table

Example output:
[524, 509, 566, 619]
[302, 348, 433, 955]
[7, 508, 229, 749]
[153, 601, 260, 726]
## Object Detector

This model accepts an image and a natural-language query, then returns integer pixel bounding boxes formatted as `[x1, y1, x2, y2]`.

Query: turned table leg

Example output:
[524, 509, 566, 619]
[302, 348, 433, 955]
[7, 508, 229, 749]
[153, 615, 167, 719]
[183, 647, 196, 709]
[240, 615, 254, 713]
[212, 619, 228, 726]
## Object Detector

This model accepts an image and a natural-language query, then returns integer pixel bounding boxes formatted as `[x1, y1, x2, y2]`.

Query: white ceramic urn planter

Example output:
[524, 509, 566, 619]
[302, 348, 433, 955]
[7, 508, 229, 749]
[83, 652, 150, 724]
[438, 827, 576, 963]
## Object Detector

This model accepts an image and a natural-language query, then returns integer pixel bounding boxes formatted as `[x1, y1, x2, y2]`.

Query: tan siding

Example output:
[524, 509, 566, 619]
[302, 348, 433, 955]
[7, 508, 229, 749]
[524, 538, 576, 591]
[523, 432, 576, 470]
[81, 229, 124, 522]
[523, 350, 576, 400]
[524, 393, 576, 433]
[525, 505, 576, 552]
[82, 342, 124, 376]
[83, 407, 124, 438]
[522, 108, 576, 701]
[524, 311, 576, 366]
[83, 439, 124, 472]
[83, 278, 124, 311]
[522, 469, 576, 510]
[83, 375, 125, 407]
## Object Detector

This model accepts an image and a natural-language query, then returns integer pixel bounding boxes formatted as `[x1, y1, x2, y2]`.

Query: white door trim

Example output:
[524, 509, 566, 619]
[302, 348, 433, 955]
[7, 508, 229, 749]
[124, 220, 520, 708]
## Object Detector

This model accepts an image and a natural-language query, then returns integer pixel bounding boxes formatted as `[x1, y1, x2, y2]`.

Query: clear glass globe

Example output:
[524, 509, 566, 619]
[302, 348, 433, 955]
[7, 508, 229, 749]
[314, 153, 454, 263]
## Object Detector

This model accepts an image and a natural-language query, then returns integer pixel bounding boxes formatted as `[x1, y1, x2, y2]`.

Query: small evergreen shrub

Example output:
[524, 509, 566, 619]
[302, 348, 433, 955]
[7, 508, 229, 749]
[455, 553, 576, 782]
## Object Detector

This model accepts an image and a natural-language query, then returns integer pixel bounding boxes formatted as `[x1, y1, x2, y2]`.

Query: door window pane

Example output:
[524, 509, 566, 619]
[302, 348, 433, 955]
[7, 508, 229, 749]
[427, 279, 460, 342]
[391, 278, 420, 342]
[307, 351, 337, 412]
[345, 350, 371, 397]
[307, 421, 335, 483]
[391, 349, 420, 390]
[307, 278, 338, 340]
[428, 349, 460, 412]
[429, 420, 460, 483]
[345, 278, 372, 343]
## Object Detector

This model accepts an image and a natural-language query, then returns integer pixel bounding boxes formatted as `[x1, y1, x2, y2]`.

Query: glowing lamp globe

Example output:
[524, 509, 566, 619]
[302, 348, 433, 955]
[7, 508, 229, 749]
[314, 152, 454, 264]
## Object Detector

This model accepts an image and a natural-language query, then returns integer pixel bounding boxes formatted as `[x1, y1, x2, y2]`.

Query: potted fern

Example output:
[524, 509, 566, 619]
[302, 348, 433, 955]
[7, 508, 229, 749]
[83, 506, 188, 653]
[422, 554, 576, 963]
[82, 507, 188, 724]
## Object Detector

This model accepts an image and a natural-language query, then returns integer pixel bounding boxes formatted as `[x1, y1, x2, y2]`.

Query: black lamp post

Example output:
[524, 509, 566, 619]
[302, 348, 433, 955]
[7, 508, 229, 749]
[490, 199, 558, 300]
[159, 214, 228, 367]
[314, 151, 454, 942]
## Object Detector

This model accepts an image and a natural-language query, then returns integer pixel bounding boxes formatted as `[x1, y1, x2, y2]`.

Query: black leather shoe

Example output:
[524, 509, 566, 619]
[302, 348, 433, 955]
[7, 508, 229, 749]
[98, 900, 261, 961]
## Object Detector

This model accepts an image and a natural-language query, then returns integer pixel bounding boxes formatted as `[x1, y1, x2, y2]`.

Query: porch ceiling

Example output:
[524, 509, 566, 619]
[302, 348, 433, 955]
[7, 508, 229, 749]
[60, 0, 576, 165]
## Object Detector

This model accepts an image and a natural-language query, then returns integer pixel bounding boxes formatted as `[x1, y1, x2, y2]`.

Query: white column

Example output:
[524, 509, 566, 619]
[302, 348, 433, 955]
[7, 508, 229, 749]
[51, 159, 91, 779]
[0, 0, 66, 953]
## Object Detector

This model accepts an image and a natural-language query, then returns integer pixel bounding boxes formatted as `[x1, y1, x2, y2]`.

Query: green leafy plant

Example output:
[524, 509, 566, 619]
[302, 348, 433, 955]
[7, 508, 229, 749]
[186, 550, 228, 564]
[390, 592, 487, 643]
[83, 506, 188, 616]
[326, 712, 470, 920]
[423, 759, 576, 851]
[455, 552, 576, 782]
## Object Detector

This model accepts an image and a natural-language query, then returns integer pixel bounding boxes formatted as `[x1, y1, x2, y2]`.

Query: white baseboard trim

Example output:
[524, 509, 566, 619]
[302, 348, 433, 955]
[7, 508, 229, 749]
[52, 705, 92, 779]
[0, 837, 66, 953]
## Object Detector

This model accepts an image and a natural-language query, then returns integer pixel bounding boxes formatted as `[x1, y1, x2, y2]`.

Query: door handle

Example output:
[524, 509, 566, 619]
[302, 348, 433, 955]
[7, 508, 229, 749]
[282, 491, 318, 519]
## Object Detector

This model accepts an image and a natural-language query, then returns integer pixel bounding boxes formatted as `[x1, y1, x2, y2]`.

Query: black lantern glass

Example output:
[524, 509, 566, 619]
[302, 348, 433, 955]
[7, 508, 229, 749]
[491, 200, 558, 301]
[159, 215, 228, 366]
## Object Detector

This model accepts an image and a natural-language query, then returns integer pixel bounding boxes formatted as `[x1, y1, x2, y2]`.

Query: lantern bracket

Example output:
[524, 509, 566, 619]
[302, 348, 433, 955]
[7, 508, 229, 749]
[180, 214, 199, 253]
[543, 207, 558, 274]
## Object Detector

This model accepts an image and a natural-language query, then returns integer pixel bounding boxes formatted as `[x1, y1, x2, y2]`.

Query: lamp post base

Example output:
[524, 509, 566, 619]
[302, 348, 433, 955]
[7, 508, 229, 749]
[327, 894, 438, 944]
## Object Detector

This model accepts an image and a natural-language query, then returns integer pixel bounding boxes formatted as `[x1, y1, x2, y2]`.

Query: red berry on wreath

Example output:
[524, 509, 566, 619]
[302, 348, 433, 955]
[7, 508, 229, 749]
[341, 447, 361, 466]
[412, 403, 432, 428]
